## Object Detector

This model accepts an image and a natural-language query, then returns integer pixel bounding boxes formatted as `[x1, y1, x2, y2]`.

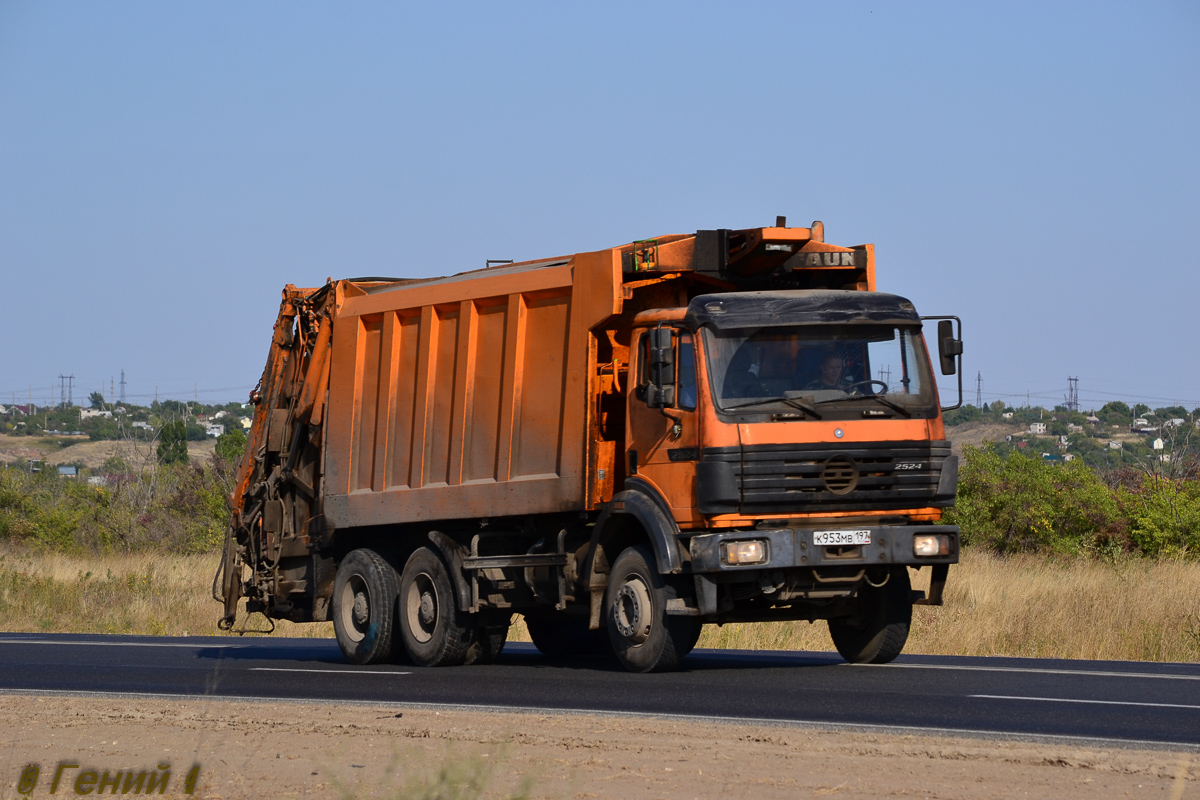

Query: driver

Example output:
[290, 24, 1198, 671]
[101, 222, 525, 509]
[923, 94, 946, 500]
[805, 353, 852, 392]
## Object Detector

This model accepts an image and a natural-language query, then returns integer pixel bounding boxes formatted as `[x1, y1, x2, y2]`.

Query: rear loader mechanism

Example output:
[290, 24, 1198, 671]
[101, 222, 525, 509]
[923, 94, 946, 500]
[216, 280, 349, 630]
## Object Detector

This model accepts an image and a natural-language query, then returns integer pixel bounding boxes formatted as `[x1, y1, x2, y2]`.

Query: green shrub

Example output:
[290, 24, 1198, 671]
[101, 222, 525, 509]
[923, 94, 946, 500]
[0, 455, 235, 554]
[1122, 474, 1200, 557]
[215, 427, 247, 467]
[157, 421, 188, 465]
[946, 445, 1125, 555]
[947, 444, 1200, 558]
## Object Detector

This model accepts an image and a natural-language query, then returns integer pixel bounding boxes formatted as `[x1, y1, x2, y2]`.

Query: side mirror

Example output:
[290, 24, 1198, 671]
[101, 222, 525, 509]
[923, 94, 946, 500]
[937, 320, 963, 376]
[922, 315, 963, 412]
[646, 326, 676, 409]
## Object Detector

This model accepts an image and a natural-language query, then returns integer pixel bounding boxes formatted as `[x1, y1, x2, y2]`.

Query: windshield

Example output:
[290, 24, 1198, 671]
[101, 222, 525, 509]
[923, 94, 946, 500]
[703, 324, 936, 414]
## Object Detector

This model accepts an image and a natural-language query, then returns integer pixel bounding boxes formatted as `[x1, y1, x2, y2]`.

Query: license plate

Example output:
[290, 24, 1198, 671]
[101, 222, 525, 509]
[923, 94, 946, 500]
[812, 529, 871, 546]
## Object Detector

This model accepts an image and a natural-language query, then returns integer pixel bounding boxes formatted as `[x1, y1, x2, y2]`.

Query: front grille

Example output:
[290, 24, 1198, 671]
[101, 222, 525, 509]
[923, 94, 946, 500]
[702, 440, 952, 514]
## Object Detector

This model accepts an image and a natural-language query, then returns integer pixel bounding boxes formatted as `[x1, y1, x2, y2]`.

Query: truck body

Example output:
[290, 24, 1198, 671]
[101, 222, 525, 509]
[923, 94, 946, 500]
[218, 220, 962, 671]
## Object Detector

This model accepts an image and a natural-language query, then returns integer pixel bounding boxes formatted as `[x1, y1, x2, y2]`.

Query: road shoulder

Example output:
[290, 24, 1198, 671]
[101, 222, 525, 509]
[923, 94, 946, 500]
[0, 694, 1194, 799]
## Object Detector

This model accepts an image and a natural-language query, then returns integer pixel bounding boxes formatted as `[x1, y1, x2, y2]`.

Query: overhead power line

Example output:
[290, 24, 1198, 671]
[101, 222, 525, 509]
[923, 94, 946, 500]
[0, 383, 256, 404]
[978, 389, 1200, 409]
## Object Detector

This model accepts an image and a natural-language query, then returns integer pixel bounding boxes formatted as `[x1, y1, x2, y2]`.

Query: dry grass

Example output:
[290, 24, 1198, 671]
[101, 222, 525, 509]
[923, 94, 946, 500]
[695, 549, 1200, 662]
[0, 546, 330, 638]
[2, 545, 1198, 662]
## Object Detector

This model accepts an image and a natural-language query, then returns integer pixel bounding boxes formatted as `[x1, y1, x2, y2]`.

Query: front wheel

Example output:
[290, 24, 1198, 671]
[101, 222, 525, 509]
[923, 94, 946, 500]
[828, 568, 912, 664]
[604, 545, 700, 673]
[332, 549, 401, 665]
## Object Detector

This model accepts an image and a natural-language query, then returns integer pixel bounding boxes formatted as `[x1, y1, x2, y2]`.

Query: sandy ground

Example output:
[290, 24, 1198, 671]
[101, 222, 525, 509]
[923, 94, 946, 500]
[0, 695, 1193, 800]
[942, 422, 1024, 457]
[0, 437, 216, 469]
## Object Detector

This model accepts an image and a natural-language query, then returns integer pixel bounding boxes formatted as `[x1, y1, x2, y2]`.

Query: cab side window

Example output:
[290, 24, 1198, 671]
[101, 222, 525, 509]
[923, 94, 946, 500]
[634, 329, 696, 410]
[677, 334, 696, 411]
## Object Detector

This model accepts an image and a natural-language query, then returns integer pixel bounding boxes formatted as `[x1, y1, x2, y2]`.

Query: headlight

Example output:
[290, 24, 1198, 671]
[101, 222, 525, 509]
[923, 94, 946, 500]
[722, 540, 768, 565]
[913, 534, 952, 557]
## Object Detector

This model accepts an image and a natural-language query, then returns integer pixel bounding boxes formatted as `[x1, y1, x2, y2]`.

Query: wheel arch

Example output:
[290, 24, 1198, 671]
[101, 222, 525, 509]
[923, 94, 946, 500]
[582, 480, 683, 628]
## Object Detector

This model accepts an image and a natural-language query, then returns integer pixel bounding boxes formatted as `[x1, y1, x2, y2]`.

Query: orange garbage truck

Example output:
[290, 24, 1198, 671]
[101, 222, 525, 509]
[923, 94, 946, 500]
[217, 218, 963, 672]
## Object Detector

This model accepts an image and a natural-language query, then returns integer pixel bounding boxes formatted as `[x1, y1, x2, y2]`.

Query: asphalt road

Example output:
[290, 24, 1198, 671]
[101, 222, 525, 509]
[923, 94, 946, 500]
[1, 633, 1197, 749]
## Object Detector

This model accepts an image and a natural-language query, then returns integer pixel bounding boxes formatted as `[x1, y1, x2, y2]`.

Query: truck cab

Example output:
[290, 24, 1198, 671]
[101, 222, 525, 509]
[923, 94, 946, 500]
[613, 290, 959, 667]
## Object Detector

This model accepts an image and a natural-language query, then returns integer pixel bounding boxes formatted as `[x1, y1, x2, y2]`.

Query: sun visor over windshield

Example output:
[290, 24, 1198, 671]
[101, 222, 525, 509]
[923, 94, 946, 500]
[685, 290, 921, 330]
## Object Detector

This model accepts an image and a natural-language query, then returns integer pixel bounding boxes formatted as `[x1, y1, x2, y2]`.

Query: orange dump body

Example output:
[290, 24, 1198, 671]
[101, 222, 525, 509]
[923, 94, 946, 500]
[320, 251, 622, 530]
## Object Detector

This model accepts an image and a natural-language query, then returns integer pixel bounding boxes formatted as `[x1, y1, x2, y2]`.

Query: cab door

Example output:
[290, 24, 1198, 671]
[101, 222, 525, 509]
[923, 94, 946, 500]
[626, 328, 701, 523]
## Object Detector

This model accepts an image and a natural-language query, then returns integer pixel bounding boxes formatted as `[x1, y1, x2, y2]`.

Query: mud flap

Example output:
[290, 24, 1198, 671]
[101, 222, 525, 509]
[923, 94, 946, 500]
[217, 524, 241, 629]
[913, 563, 948, 606]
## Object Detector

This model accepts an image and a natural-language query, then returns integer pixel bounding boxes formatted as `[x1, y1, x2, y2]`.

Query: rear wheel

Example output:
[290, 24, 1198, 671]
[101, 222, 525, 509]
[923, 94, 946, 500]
[604, 545, 700, 673]
[828, 568, 912, 664]
[332, 549, 400, 665]
[525, 616, 609, 659]
[399, 546, 474, 667]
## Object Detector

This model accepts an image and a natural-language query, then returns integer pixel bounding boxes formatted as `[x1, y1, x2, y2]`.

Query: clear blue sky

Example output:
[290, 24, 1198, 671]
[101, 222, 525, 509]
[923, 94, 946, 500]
[1, 2, 1197, 411]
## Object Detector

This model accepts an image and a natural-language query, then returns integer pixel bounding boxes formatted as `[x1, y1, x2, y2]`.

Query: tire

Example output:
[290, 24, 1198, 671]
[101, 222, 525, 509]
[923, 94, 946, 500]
[332, 548, 401, 665]
[828, 568, 912, 664]
[678, 619, 703, 658]
[465, 612, 511, 665]
[398, 546, 474, 667]
[604, 545, 701, 673]
[525, 616, 610, 659]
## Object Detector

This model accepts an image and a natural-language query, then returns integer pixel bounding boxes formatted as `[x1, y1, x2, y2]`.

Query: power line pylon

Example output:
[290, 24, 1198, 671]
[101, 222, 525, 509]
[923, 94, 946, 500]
[975, 372, 983, 407]
[57, 374, 75, 407]
[1066, 376, 1079, 412]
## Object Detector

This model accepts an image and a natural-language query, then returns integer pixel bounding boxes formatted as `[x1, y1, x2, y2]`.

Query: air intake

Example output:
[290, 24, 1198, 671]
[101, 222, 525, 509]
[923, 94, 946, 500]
[821, 456, 858, 495]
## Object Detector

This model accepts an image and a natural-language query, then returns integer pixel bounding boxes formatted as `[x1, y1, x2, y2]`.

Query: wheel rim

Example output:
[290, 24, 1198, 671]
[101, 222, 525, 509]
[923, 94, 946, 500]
[405, 571, 438, 644]
[612, 576, 653, 645]
[339, 574, 370, 644]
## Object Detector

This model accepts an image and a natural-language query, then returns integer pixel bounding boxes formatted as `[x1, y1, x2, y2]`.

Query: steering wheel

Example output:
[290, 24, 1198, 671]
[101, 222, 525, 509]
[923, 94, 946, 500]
[844, 380, 889, 395]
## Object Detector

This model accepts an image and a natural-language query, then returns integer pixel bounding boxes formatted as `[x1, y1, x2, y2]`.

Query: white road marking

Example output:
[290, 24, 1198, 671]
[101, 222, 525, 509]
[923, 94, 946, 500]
[971, 694, 1200, 710]
[848, 663, 1200, 681]
[3, 688, 1199, 753]
[250, 668, 412, 676]
[3, 639, 1200, 683]
[0, 639, 253, 649]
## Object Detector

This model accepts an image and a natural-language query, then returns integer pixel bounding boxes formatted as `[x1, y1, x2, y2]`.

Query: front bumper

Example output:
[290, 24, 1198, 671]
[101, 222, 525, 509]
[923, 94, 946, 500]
[687, 525, 959, 574]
